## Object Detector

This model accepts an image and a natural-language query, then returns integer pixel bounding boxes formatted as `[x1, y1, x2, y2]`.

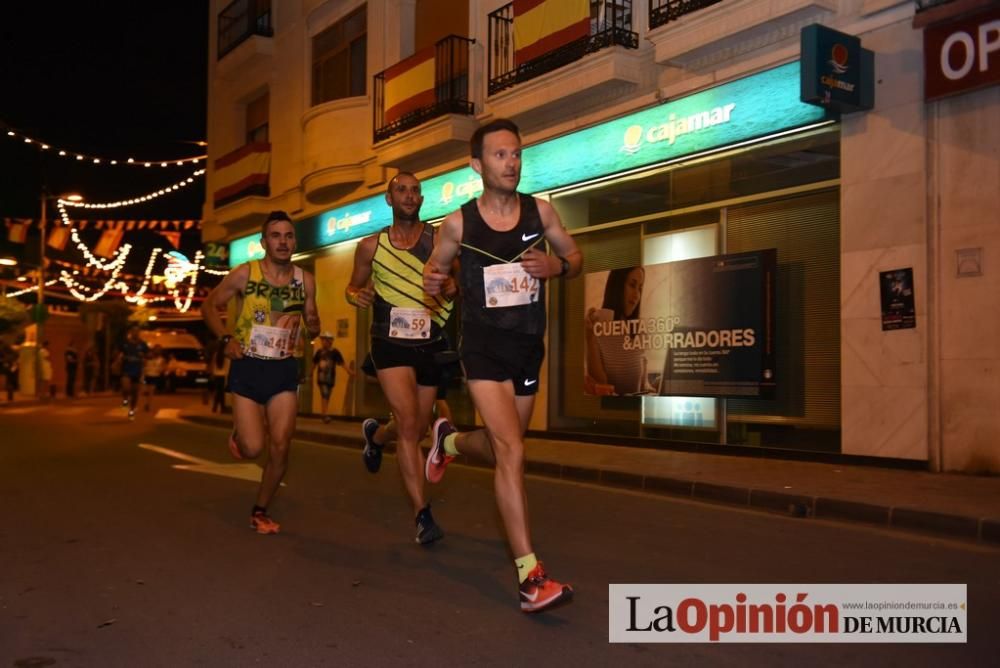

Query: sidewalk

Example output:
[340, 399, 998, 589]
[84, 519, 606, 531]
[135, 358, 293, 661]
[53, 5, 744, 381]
[180, 406, 1000, 547]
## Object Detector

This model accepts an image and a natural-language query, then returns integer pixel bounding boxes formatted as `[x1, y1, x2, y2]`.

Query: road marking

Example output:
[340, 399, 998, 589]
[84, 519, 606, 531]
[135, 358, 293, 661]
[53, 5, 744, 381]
[2, 406, 45, 415]
[138, 443, 283, 485]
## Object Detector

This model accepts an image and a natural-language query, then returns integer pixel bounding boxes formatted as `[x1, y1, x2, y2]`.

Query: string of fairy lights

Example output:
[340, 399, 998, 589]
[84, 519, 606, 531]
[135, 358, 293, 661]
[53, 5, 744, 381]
[3, 122, 205, 167]
[3, 128, 228, 312]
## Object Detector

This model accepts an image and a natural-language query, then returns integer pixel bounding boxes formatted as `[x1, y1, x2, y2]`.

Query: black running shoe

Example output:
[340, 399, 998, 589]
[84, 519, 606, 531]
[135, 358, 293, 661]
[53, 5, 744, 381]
[362, 418, 382, 473]
[415, 505, 443, 545]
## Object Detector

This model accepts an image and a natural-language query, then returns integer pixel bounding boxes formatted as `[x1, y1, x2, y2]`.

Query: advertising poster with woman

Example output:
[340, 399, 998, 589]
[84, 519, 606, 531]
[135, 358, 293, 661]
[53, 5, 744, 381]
[584, 250, 777, 399]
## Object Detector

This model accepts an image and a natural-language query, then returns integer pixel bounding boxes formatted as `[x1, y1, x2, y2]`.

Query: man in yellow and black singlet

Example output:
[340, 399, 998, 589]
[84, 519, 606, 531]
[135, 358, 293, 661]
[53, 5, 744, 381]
[423, 119, 582, 613]
[346, 171, 456, 545]
[201, 210, 321, 535]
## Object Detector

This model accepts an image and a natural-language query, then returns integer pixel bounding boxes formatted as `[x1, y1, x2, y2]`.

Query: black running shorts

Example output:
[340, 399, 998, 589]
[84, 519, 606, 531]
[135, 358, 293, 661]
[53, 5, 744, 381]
[460, 323, 544, 396]
[228, 356, 299, 405]
[370, 337, 447, 388]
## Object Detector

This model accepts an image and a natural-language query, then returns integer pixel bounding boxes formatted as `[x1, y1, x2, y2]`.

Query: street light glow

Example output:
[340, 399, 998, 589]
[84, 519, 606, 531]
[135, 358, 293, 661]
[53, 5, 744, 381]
[0, 258, 17, 266]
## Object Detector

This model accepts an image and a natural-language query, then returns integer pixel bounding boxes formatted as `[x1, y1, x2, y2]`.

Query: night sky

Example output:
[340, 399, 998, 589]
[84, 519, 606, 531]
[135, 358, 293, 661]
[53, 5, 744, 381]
[0, 2, 208, 221]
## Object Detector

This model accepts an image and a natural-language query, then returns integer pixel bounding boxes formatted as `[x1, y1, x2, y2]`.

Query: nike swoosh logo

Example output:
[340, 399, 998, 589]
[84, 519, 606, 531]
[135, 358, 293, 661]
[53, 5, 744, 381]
[521, 233, 539, 242]
[521, 589, 540, 602]
[523, 379, 537, 386]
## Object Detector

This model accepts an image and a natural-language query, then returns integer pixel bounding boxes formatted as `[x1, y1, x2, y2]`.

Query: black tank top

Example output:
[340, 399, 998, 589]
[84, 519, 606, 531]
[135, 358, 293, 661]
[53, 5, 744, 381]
[459, 194, 547, 337]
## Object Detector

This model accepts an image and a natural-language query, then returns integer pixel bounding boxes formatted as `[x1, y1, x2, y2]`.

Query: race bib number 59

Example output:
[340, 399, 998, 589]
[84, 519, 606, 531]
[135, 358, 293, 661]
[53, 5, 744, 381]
[389, 307, 431, 339]
[483, 263, 539, 308]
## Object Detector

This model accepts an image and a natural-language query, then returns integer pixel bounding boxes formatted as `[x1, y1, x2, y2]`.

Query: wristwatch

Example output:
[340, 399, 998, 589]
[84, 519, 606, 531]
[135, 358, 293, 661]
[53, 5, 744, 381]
[220, 334, 233, 346]
[557, 256, 570, 277]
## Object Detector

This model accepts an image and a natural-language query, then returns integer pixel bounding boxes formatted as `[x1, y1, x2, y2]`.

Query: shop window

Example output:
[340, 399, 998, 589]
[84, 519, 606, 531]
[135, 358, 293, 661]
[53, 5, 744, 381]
[312, 4, 367, 106]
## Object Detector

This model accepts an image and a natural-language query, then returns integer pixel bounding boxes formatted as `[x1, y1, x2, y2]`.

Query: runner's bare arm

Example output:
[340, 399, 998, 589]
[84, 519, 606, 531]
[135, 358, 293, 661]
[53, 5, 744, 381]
[303, 271, 321, 339]
[346, 234, 378, 308]
[201, 264, 250, 338]
[425, 211, 462, 296]
[201, 264, 250, 359]
[520, 198, 582, 279]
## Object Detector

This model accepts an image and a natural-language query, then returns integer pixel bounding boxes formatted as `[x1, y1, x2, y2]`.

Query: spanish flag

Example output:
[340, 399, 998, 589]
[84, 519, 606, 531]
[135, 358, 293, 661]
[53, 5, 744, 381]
[213, 143, 271, 209]
[514, 0, 590, 66]
[383, 46, 436, 126]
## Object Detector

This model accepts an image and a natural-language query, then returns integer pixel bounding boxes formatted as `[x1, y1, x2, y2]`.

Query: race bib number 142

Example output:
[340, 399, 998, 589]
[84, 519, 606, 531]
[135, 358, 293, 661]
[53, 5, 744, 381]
[483, 263, 539, 308]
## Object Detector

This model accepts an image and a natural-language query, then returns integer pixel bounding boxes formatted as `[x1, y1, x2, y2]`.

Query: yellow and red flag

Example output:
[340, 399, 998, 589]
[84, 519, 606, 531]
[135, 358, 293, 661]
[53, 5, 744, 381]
[383, 46, 437, 126]
[94, 227, 124, 258]
[47, 224, 70, 251]
[6, 218, 29, 243]
[513, 0, 590, 66]
[212, 143, 271, 208]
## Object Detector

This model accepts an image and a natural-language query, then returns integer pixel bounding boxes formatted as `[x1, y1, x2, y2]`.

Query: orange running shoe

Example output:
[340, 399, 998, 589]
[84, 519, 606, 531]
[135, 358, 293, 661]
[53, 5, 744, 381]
[425, 418, 456, 484]
[250, 511, 280, 535]
[227, 430, 244, 460]
[519, 563, 573, 613]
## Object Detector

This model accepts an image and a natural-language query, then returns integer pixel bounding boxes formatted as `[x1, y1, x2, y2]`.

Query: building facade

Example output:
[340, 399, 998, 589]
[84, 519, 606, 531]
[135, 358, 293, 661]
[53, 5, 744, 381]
[203, 0, 1000, 472]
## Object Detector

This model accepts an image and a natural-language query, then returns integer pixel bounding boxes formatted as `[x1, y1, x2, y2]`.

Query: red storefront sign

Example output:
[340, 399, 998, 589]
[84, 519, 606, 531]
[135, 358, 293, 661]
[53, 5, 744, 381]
[924, 5, 1000, 101]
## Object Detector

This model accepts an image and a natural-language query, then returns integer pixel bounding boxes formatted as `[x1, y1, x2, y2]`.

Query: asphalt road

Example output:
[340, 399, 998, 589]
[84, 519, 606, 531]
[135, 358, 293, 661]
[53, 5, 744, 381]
[1, 395, 997, 667]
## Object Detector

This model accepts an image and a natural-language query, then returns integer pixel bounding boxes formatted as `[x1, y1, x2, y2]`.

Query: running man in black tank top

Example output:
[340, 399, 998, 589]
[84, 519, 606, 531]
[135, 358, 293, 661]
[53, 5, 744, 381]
[347, 172, 457, 545]
[423, 119, 582, 613]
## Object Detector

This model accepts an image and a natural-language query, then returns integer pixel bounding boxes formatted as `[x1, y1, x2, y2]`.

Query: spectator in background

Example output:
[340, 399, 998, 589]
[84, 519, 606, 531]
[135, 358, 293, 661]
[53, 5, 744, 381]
[41, 340, 55, 399]
[313, 331, 353, 423]
[64, 340, 79, 398]
[83, 344, 99, 395]
[209, 338, 230, 414]
[1, 345, 18, 402]
[142, 345, 166, 413]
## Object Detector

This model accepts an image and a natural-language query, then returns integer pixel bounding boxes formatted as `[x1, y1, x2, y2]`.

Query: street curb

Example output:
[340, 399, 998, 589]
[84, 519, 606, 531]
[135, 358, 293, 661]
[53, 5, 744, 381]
[181, 414, 1000, 548]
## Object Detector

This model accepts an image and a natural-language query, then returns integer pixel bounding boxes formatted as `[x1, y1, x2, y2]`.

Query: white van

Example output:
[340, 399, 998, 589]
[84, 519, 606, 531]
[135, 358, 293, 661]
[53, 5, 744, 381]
[139, 329, 209, 390]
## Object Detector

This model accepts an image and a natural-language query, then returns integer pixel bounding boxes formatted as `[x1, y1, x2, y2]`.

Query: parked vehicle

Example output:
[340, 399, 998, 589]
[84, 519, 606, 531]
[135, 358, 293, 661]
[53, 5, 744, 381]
[139, 329, 209, 391]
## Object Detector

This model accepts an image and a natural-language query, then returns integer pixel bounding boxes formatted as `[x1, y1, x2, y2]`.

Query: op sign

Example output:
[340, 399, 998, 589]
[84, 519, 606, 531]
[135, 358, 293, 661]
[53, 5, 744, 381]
[924, 5, 1000, 101]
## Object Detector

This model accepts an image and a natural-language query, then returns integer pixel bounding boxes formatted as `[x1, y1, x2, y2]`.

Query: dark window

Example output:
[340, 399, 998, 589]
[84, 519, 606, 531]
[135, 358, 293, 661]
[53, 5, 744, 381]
[312, 5, 367, 105]
[245, 91, 269, 144]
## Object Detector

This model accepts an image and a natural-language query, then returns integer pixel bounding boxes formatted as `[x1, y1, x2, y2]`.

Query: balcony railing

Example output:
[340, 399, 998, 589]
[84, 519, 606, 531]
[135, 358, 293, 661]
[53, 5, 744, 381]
[649, 0, 724, 30]
[373, 35, 475, 143]
[218, 0, 274, 60]
[488, 1, 638, 96]
[915, 0, 958, 10]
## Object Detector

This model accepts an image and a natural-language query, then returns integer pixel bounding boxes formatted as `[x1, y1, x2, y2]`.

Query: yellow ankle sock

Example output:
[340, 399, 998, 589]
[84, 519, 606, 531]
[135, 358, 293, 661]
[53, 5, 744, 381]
[443, 432, 460, 456]
[515, 553, 538, 584]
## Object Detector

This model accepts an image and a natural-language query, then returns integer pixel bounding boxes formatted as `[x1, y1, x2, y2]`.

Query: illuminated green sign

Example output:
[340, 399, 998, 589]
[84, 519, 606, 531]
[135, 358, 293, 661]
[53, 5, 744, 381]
[229, 234, 265, 267]
[231, 61, 826, 266]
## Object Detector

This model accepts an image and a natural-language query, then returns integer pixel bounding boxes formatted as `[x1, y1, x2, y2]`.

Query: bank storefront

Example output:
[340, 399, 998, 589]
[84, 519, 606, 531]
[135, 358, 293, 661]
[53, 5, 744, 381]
[230, 61, 842, 453]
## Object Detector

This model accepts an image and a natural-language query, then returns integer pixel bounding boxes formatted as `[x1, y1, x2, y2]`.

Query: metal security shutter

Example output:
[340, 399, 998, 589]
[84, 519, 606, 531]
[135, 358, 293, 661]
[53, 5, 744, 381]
[726, 189, 840, 428]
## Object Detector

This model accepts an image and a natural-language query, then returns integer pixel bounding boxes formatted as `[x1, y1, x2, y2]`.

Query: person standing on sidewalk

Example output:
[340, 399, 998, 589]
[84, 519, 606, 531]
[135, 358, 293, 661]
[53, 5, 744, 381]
[141, 345, 166, 413]
[313, 331, 353, 423]
[348, 171, 456, 545]
[201, 210, 321, 535]
[64, 340, 79, 398]
[208, 339, 230, 414]
[82, 344, 99, 395]
[423, 118, 582, 612]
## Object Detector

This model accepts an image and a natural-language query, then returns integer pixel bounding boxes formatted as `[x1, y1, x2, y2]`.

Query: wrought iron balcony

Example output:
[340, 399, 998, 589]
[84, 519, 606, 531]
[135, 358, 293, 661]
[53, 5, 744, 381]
[487, 1, 638, 96]
[373, 36, 475, 144]
[649, 0, 725, 29]
[218, 0, 274, 60]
